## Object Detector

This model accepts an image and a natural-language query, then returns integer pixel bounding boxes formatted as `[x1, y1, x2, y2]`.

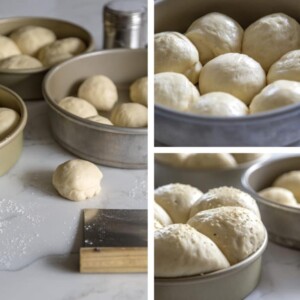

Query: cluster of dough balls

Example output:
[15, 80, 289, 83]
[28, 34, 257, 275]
[0, 25, 86, 70]
[155, 12, 300, 116]
[57, 75, 148, 128]
[0, 107, 20, 141]
[154, 183, 265, 277]
[259, 171, 300, 207]
[155, 153, 265, 169]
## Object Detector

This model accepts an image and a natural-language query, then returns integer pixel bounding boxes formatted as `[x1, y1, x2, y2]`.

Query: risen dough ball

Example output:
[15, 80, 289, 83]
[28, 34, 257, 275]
[155, 32, 202, 83]
[38, 37, 86, 67]
[0, 54, 42, 69]
[52, 159, 103, 201]
[155, 224, 230, 277]
[78, 75, 118, 111]
[10, 26, 56, 56]
[232, 153, 265, 164]
[183, 153, 237, 170]
[110, 103, 147, 127]
[199, 53, 266, 105]
[87, 115, 113, 125]
[273, 171, 300, 202]
[259, 187, 298, 207]
[155, 72, 200, 111]
[58, 96, 98, 118]
[187, 92, 248, 117]
[250, 80, 300, 114]
[0, 36, 21, 60]
[154, 202, 173, 226]
[243, 13, 300, 71]
[188, 207, 266, 264]
[155, 183, 202, 223]
[155, 153, 190, 168]
[190, 186, 260, 218]
[186, 12, 244, 64]
[0, 108, 20, 140]
[130, 76, 148, 106]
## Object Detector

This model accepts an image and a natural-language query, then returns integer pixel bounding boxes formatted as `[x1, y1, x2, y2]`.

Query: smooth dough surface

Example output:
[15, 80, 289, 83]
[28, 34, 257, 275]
[0, 35, 21, 60]
[78, 75, 118, 111]
[154, 202, 173, 226]
[58, 96, 98, 118]
[186, 12, 244, 64]
[52, 159, 103, 201]
[155, 32, 202, 83]
[259, 187, 298, 207]
[250, 80, 300, 114]
[0, 108, 20, 140]
[0, 54, 42, 69]
[130, 76, 148, 106]
[232, 153, 265, 164]
[110, 103, 147, 127]
[155, 153, 190, 168]
[155, 72, 200, 111]
[188, 206, 265, 264]
[155, 224, 230, 277]
[10, 26, 56, 56]
[243, 13, 300, 71]
[87, 115, 113, 125]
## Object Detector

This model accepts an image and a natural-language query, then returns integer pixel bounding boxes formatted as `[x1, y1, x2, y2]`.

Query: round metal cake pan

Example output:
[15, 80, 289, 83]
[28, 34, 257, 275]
[43, 49, 147, 169]
[155, 0, 300, 146]
[0, 17, 95, 100]
[243, 156, 300, 249]
[155, 231, 268, 300]
[0, 85, 27, 176]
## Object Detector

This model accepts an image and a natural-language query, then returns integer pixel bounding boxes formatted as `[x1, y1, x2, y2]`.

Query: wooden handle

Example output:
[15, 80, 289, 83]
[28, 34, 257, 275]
[80, 247, 147, 273]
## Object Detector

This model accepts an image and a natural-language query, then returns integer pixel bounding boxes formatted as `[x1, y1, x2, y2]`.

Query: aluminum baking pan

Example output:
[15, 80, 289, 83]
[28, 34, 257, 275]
[43, 49, 147, 169]
[0, 16, 94, 100]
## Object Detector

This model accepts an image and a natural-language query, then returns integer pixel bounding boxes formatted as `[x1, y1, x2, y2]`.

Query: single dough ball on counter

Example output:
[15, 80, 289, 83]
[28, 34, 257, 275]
[273, 171, 300, 202]
[58, 96, 98, 118]
[0, 54, 42, 69]
[78, 75, 118, 111]
[86, 115, 113, 125]
[187, 92, 248, 117]
[186, 12, 244, 64]
[188, 207, 266, 264]
[199, 53, 266, 105]
[110, 103, 147, 128]
[154, 202, 173, 227]
[155, 153, 190, 168]
[10, 26, 56, 56]
[232, 153, 265, 164]
[0, 108, 20, 140]
[155, 224, 230, 277]
[52, 159, 103, 201]
[130, 76, 148, 106]
[243, 13, 300, 71]
[259, 187, 298, 207]
[155, 72, 200, 111]
[155, 183, 202, 223]
[183, 153, 237, 170]
[155, 32, 202, 84]
[0, 36, 21, 60]
[250, 80, 300, 114]
[190, 186, 260, 218]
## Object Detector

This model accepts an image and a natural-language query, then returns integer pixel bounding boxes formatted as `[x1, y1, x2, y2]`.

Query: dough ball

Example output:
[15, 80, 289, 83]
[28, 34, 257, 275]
[155, 32, 202, 84]
[87, 115, 113, 125]
[10, 26, 56, 56]
[183, 153, 237, 170]
[130, 76, 148, 106]
[259, 187, 298, 207]
[52, 159, 103, 201]
[0, 54, 42, 70]
[188, 207, 266, 264]
[155, 224, 230, 277]
[155, 183, 202, 223]
[78, 75, 118, 111]
[58, 96, 98, 118]
[267, 50, 300, 84]
[187, 92, 248, 117]
[243, 13, 300, 71]
[250, 80, 300, 114]
[273, 171, 300, 202]
[154, 72, 200, 111]
[110, 103, 147, 128]
[186, 12, 244, 64]
[154, 202, 173, 226]
[199, 53, 266, 105]
[190, 186, 260, 218]
[232, 153, 265, 164]
[0, 35, 21, 60]
[155, 153, 190, 168]
[0, 108, 20, 140]
[38, 37, 86, 67]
